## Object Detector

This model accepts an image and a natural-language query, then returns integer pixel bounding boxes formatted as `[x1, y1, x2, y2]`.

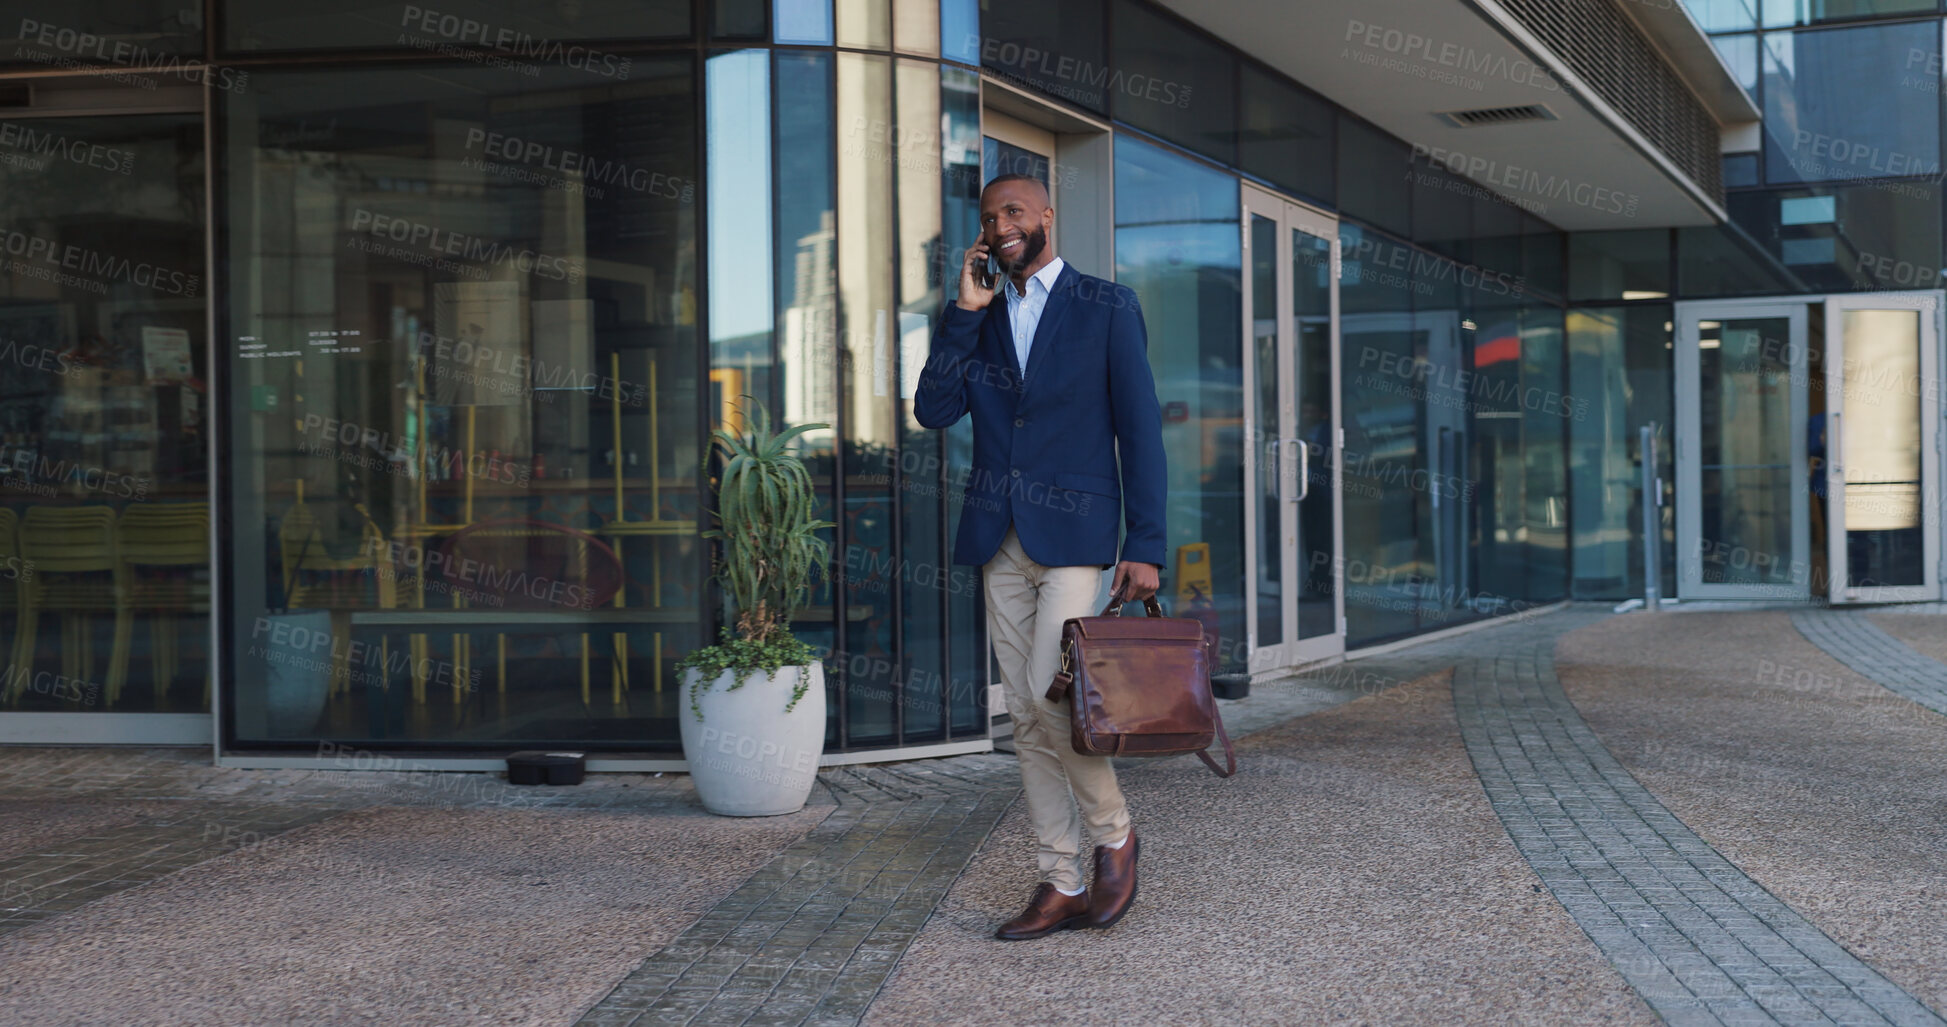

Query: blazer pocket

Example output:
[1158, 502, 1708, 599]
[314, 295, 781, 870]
[1055, 471, 1121, 498]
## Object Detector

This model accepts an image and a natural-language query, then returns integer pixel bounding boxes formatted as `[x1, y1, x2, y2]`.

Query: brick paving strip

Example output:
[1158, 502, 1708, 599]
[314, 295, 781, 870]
[0, 804, 346, 936]
[1792, 609, 1947, 717]
[1455, 609, 1946, 1027]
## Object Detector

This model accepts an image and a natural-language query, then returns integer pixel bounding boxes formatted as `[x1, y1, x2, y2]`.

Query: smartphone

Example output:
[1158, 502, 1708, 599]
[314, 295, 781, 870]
[978, 249, 999, 291]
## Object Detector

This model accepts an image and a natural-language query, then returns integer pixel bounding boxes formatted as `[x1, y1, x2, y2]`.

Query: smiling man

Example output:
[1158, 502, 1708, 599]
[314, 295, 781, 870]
[913, 173, 1166, 940]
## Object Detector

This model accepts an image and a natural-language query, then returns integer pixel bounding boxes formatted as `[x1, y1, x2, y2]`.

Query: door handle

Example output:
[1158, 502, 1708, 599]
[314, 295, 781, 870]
[1266, 438, 1283, 501]
[1295, 438, 1309, 503]
[1829, 411, 1842, 481]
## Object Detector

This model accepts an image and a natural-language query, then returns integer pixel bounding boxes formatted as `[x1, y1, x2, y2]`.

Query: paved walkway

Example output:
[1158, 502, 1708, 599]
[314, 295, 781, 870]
[3, 604, 1945, 1025]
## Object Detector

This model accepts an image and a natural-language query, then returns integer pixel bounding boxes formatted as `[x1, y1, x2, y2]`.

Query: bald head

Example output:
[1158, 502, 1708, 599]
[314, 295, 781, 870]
[979, 174, 1056, 286]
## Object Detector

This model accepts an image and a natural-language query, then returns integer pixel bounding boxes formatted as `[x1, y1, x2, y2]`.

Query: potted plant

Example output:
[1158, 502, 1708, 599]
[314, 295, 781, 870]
[676, 399, 835, 816]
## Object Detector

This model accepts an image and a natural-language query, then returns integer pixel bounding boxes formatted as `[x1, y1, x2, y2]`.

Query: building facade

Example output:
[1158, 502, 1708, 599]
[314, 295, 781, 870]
[0, 0, 1937, 768]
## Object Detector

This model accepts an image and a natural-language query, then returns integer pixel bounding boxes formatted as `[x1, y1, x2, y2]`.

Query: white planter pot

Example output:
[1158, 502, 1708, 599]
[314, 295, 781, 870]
[678, 663, 827, 816]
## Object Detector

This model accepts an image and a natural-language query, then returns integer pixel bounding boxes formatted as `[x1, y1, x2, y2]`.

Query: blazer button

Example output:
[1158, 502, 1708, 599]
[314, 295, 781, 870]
[1011, 469, 1020, 477]
[1014, 418, 1024, 427]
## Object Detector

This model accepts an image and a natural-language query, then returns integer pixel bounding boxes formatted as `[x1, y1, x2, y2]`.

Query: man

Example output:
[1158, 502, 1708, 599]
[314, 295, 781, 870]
[913, 174, 1167, 940]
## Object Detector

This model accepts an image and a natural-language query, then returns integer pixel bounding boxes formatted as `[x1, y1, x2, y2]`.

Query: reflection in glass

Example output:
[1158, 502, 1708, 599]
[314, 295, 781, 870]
[3, 3, 201, 62]
[1114, 137, 1242, 669]
[1568, 229, 1672, 302]
[980, 0, 1108, 113]
[940, 65, 984, 735]
[1338, 222, 1421, 645]
[1294, 228, 1337, 641]
[1241, 64, 1334, 206]
[777, 0, 835, 44]
[1686, 0, 1760, 31]
[837, 0, 892, 50]
[774, 51, 841, 737]
[893, 0, 940, 56]
[226, 0, 687, 51]
[1521, 307, 1568, 602]
[1699, 318, 1799, 585]
[837, 52, 896, 745]
[982, 138, 1053, 190]
[1110, 0, 1236, 164]
[1761, 24, 1940, 186]
[1249, 215, 1281, 650]
[941, 0, 979, 63]
[1762, 0, 1937, 26]
[224, 63, 700, 747]
[0, 115, 207, 714]
[896, 58, 945, 741]
[1568, 306, 1674, 599]
[1838, 309, 1924, 587]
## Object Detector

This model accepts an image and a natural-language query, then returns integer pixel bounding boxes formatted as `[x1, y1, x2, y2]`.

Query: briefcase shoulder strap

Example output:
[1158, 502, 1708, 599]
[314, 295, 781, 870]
[1196, 706, 1237, 778]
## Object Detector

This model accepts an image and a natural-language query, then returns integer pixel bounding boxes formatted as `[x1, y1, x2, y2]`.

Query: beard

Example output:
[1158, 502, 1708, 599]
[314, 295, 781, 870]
[999, 226, 1048, 274]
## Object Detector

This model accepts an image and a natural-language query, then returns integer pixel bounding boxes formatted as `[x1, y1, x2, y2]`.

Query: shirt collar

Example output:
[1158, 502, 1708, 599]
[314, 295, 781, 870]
[1006, 256, 1066, 301]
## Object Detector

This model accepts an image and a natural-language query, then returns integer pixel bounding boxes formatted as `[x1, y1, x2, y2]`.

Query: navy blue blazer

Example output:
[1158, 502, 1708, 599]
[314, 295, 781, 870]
[913, 263, 1167, 570]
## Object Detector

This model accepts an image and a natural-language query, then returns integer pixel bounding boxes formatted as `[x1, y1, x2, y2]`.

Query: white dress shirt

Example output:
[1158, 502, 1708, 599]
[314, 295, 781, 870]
[1004, 256, 1065, 373]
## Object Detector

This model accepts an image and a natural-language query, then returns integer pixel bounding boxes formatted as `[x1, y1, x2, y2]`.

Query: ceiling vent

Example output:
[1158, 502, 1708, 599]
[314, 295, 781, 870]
[1435, 104, 1558, 128]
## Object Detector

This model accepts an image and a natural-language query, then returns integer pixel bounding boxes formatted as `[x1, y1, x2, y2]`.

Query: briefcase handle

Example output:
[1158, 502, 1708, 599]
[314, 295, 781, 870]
[1101, 589, 1164, 618]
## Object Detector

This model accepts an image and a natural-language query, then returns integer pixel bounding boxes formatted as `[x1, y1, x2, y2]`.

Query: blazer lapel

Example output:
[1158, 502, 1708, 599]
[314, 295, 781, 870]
[986, 293, 1022, 400]
[1018, 264, 1076, 405]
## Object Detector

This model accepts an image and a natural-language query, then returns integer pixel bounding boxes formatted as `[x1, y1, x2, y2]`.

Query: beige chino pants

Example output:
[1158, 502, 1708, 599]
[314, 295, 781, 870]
[982, 525, 1132, 892]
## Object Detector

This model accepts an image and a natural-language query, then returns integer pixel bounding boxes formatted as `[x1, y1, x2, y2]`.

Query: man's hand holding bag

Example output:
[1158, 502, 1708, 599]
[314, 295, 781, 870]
[1044, 590, 1236, 777]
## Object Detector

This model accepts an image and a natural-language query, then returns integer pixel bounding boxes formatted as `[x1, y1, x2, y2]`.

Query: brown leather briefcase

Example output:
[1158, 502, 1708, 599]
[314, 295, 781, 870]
[1044, 592, 1236, 777]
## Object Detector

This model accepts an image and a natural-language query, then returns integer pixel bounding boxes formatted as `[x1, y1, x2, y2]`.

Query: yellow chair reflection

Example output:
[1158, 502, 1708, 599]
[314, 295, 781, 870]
[8, 506, 121, 706]
[118, 503, 211, 707]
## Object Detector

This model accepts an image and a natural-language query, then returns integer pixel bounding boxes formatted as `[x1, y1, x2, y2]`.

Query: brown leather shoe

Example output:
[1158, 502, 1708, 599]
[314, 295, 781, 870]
[1083, 830, 1139, 928]
[994, 883, 1090, 940]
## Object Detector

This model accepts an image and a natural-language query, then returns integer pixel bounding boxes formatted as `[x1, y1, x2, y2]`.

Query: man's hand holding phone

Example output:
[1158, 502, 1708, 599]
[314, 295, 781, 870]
[956, 242, 999, 312]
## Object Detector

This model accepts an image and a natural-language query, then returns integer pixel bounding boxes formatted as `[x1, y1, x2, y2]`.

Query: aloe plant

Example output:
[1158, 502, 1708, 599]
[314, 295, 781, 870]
[676, 397, 835, 714]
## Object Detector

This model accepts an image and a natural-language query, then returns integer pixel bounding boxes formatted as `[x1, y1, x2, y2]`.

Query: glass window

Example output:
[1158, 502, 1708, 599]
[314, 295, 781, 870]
[0, 114, 207, 714]
[1337, 221, 1422, 644]
[715, 0, 767, 37]
[1713, 33, 1759, 92]
[1762, 0, 1938, 26]
[835, 52, 896, 746]
[1687, 0, 1761, 30]
[1520, 306, 1568, 603]
[1522, 212, 1565, 300]
[1761, 24, 1940, 186]
[1728, 183, 1941, 291]
[939, 65, 982, 735]
[1410, 160, 1474, 262]
[980, 0, 1108, 113]
[1567, 305, 1674, 599]
[837, 0, 891, 50]
[1113, 137, 1242, 664]
[227, 0, 687, 52]
[1568, 229, 1672, 301]
[777, 0, 835, 45]
[941, 0, 979, 63]
[894, 0, 940, 55]
[1238, 63, 1333, 207]
[894, 58, 944, 741]
[773, 51, 841, 740]
[1110, 0, 1236, 165]
[1338, 116, 1411, 239]
[4, 4, 200, 64]
[1724, 152, 1761, 188]
[222, 62, 700, 749]
[1472, 192, 1524, 293]
[1676, 223, 1799, 296]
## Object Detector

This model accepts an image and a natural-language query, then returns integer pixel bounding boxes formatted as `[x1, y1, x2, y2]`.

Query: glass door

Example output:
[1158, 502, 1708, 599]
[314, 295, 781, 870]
[1824, 292, 1941, 603]
[1675, 301, 1810, 599]
[1242, 184, 1342, 671]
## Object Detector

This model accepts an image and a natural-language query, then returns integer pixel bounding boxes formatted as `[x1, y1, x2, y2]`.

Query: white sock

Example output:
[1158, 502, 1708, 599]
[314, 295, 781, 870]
[1104, 833, 1129, 850]
[1055, 884, 1085, 896]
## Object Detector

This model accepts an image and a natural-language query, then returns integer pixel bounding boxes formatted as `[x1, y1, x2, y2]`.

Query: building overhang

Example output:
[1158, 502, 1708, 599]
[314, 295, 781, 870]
[1161, 0, 1745, 230]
